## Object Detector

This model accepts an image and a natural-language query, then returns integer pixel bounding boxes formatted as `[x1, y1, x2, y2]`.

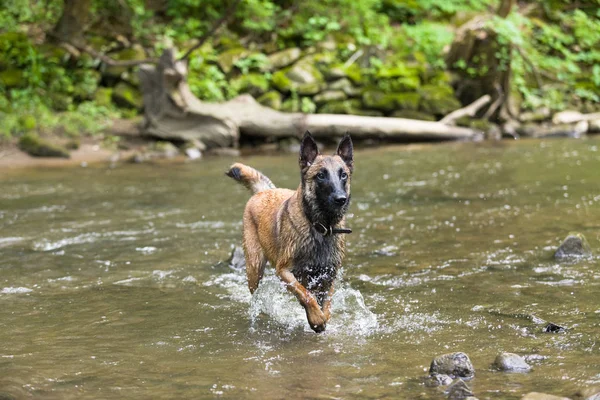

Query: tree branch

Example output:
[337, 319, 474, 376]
[439, 95, 492, 125]
[178, 0, 243, 61]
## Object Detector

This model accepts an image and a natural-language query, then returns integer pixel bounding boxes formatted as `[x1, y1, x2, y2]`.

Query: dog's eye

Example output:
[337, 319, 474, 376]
[317, 172, 326, 180]
[340, 172, 348, 180]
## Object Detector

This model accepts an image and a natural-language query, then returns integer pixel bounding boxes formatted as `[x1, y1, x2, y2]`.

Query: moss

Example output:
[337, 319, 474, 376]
[112, 82, 143, 110]
[266, 48, 302, 70]
[94, 87, 114, 107]
[18, 133, 70, 158]
[317, 99, 362, 114]
[272, 69, 293, 92]
[327, 63, 362, 84]
[104, 44, 147, 77]
[217, 48, 252, 74]
[314, 90, 347, 104]
[0, 69, 25, 88]
[231, 73, 270, 97]
[272, 63, 324, 94]
[257, 91, 282, 110]
[296, 82, 322, 95]
[37, 43, 70, 64]
[418, 84, 461, 115]
[19, 115, 37, 131]
[362, 90, 420, 112]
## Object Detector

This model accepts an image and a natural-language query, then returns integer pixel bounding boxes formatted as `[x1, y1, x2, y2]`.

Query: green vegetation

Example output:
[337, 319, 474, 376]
[1, 0, 599, 139]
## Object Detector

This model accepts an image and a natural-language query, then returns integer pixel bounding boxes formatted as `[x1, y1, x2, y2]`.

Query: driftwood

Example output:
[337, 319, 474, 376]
[440, 95, 491, 125]
[138, 49, 483, 148]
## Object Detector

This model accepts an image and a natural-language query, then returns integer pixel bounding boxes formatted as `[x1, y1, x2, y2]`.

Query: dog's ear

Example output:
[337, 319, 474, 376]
[299, 131, 319, 171]
[336, 133, 353, 172]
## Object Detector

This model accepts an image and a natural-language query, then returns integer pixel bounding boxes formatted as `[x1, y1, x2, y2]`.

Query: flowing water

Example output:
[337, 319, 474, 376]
[1, 138, 599, 399]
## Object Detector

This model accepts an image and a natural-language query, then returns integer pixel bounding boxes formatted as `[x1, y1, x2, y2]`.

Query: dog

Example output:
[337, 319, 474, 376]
[226, 131, 354, 332]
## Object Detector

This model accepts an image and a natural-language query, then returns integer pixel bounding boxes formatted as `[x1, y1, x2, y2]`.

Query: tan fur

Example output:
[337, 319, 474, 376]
[227, 134, 353, 332]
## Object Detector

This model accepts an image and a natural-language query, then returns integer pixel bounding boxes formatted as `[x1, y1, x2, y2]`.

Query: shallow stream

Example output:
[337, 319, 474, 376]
[1, 138, 599, 399]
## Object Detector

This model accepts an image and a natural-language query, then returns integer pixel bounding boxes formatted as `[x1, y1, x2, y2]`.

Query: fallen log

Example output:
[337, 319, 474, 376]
[138, 49, 483, 148]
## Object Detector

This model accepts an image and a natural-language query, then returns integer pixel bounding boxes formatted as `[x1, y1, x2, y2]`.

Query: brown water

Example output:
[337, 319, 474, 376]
[1, 138, 599, 399]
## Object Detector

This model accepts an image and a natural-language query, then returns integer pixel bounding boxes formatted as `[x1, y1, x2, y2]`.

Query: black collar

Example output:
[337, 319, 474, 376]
[313, 222, 352, 236]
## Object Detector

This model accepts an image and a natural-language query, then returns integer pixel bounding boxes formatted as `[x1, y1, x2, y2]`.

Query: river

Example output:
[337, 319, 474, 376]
[1, 138, 599, 399]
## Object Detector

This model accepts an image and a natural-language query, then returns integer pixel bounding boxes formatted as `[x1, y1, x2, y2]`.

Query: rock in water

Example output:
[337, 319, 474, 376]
[573, 387, 600, 400]
[228, 246, 246, 270]
[424, 373, 453, 387]
[521, 393, 571, 400]
[554, 233, 592, 260]
[543, 322, 567, 333]
[446, 379, 475, 400]
[429, 352, 475, 379]
[492, 353, 531, 373]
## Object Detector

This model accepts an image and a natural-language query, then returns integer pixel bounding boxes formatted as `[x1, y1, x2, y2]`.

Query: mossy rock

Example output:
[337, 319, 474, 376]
[314, 90, 347, 104]
[266, 48, 302, 70]
[362, 90, 420, 112]
[37, 43, 70, 64]
[231, 73, 270, 97]
[94, 87, 114, 107]
[281, 96, 316, 113]
[378, 76, 421, 92]
[272, 63, 324, 94]
[0, 69, 25, 88]
[418, 84, 461, 115]
[49, 93, 73, 111]
[376, 63, 422, 80]
[257, 91, 282, 110]
[287, 62, 324, 84]
[390, 110, 436, 121]
[327, 63, 362, 84]
[19, 115, 37, 131]
[73, 70, 101, 100]
[112, 82, 143, 110]
[217, 48, 253, 74]
[328, 78, 360, 96]
[318, 99, 362, 114]
[104, 44, 147, 77]
[18, 133, 70, 158]
[353, 109, 385, 117]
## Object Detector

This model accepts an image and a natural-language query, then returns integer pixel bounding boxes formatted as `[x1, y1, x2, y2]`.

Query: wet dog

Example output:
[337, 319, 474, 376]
[226, 131, 354, 332]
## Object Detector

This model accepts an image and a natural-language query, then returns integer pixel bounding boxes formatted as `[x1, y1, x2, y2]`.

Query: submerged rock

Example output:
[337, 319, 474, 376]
[554, 233, 592, 260]
[429, 352, 475, 379]
[492, 353, 531, 373]
[543, 322, 567, 334]
[521, 393, 571, 400]
[18, 133, 70, 158]
[446, 379, 474, 400]
[574, 386, 600, 400]
[228, 246, 246, 270]
[424, 373, 453, 387]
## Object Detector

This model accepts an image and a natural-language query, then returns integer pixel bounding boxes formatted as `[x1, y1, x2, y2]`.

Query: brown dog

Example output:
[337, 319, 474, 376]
[226, 131, 354, 332]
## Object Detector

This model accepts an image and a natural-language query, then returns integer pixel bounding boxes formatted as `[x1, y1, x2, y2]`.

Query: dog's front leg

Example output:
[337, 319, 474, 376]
[321, 285, 335, 322]
[277, 269, 327, 332]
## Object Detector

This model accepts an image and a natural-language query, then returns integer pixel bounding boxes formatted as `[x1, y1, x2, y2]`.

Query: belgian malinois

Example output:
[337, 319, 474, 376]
[226, 131, 354, 332]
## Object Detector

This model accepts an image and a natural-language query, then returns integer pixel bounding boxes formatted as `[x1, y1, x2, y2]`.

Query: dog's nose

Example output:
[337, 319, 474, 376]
[333, 195, 347, 205]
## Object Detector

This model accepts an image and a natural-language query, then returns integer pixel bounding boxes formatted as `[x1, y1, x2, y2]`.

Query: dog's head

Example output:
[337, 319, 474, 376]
[299, 131, 354, 226]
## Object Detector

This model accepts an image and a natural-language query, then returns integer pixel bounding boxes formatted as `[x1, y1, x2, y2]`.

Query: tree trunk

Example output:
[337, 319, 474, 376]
[52, 0, 92, 43]
[446, 0, 514, 121]
[138, 49, 483, 148]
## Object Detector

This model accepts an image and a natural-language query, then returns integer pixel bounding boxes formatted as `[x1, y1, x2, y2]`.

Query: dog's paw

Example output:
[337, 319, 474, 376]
[306, 308, 327, 333]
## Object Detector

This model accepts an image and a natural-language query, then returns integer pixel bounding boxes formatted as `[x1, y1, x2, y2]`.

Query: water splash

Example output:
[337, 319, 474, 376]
[209, 267, 378, 336]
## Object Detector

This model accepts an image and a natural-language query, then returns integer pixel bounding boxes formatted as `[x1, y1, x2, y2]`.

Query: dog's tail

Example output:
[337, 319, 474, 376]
[226, 163, 276, 194]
